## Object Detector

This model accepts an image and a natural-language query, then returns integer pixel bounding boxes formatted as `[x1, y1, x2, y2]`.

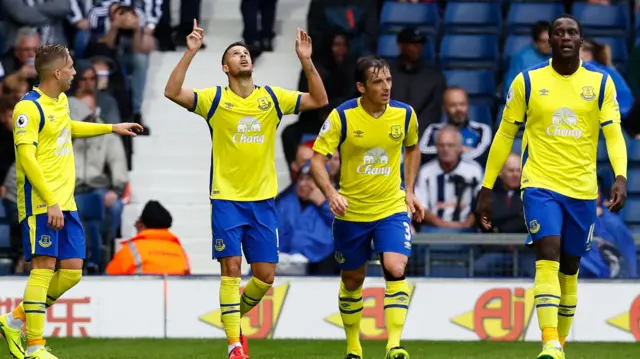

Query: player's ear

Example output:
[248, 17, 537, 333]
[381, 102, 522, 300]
[356, 81, 366, 95]
[222, 64, 229, 74]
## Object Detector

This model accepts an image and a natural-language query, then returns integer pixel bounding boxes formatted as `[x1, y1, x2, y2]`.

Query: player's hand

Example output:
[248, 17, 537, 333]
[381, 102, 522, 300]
[113, 122, 144, 136]
[406, 192, 425, 222]
[328, 191, 348, 217]
[47, 204, 64, 230]
[295, 27, 312, 60]
[608, 176, 627, 213]
[475, 186, 493, 230]
[187, 19, 204, 51]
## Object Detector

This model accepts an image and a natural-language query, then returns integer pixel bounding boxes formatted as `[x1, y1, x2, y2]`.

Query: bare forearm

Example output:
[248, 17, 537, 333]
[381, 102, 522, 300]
[310, 155, 335, 198]
[165, 49, 197, 98]
[301, 58, 328, 108]
[423, 211, 443, 226]
[403, 145, 420, 193]
[99, 27, 119, 48]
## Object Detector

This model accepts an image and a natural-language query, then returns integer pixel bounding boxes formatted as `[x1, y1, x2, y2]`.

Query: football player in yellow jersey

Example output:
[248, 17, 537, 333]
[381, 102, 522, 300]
[477, 15, 627, 359]
[0, 45, 142, 359]
[311, 56, 424, 359]
[164, 20, 327, 359]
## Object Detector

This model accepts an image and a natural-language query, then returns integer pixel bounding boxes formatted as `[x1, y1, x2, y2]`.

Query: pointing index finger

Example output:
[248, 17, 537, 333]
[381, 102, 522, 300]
[193, 19, 198, 30]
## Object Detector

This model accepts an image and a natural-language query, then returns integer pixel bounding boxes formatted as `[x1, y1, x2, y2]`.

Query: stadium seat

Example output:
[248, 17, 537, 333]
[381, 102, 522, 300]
[621, 196, 640, 224]
[469, 105, 492, 126]
[597, 139, 609, 163]
[443, 70, 496, 106]
[503, 35, 531, 69]
[377, 34, 435, 65]
[628, 140, 640, 164]
[506, 3, 564, 35]
[0, 224, 10, 251]
[572, 3, 628, 37]
[592, 37, 628, 70]
[440, 35, 499, 70]
[443, 2, 502, 34]
[627, 169, 640, 195]
[0, 258, 11, 275]
[380, 2, 440, 35]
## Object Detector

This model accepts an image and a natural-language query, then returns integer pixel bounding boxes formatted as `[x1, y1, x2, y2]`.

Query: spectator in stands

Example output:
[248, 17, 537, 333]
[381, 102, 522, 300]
[503, 21, 551, 97]
[276, 162, 337, 275]
[282, 32, 355, 168]
[581, 39, 633, 119]
[89, 47, 134, 123]
[419, 87, 492, 165]
[485, 153, 527, 234]
[2, 28, 39, 89]
[290, 141, 315, 182]
[106, 200, 191, 275]
[0, 98, 15, 184]
[88, 2, 153, 132]
[241, 0, 277, 57]
[1, 0, 70, 51]
[3, 73, 29, 102]
[414, 126, 483, 231]
[69, 0, 92, 32]
[390, 28, 445, 133]
[71, 89, 129, 244]
[307, 0, 377, 60]
[73, 59, 122, 125]
[156, 0, 205, 51]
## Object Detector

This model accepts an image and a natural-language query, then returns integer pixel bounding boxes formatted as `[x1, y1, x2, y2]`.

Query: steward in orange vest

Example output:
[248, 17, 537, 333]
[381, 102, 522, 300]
[106, 200, 191, 275]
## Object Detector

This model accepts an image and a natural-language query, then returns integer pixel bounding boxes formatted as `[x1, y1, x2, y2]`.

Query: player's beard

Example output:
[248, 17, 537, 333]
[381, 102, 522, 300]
[235, 69, 253, 78]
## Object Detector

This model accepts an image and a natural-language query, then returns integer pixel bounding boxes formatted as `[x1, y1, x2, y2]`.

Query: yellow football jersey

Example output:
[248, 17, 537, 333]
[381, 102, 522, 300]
[191, 85, 302, 201]
[503, 59, 620, 200]
[313, 98, 419, 222]
[13, 88, 77, 221]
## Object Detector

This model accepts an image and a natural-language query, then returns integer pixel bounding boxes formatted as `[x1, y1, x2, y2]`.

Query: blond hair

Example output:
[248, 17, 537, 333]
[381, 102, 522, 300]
[34, 44, 69, 76]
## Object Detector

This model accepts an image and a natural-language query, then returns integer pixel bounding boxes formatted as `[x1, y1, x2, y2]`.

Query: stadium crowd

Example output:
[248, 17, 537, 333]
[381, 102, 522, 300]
[0, 0, 638, 279]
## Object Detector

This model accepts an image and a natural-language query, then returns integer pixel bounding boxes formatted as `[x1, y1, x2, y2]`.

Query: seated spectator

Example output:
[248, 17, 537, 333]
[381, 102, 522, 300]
[307, 0, 377, 60]
[106, 200, 191, 275]
[276, 162, 337, 275]
[503, 21, 550, 97]
[415, 126, 483, 231]
[485, 153, 527, 234]
[1, 0, 70, 51]
[282, 32, 354, 167]
[390, 28, 445, 133]
[89, 47, 133, 122]
[2, 28, 39, 90]
[0, 97, 15, 183]
[88, 2, 152, 132]
[580, 39, 634, 119]
[419, 87, 492, 165]
[290, 141, 315, 182]
[71, 89, 128, 244]
[71, 59, 121, 125]
[3, 73, 30, 102]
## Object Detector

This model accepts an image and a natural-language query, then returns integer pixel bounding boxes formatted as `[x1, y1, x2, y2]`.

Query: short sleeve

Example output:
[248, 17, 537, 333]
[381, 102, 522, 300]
[13, 101, 42, 147]
[599, 75, 621, 126]
[192, 87, 220, 119]
[313, 110, 342, 157]
[502, 73, 527, 125]
[272, 86, 302, 115]
[403, 107, 419, 147]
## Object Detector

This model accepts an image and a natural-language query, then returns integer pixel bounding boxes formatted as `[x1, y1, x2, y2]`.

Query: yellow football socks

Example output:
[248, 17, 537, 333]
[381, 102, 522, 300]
[558, 271, 579, 347]
[384, 279, 410, 352]
[240, 276, 271, 317]
[23, 269, 54, 348]
[46, 269, 83, 307]
[339, 281, 363, 356]
[534, 260, 561, 344]
[220, 276, 241, 344]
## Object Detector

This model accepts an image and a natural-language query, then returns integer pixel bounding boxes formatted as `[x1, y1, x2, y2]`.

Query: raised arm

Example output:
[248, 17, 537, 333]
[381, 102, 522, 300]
[164, 19, 203, 110]
[294, 28, 328, 112]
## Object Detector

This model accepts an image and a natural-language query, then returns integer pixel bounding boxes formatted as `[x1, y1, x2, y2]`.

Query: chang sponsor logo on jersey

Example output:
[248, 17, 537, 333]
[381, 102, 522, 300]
[357, 148, 391, 176]
[55, 128, 72, 156]
[547, 108, 582, 139]
[233, 116, 265, 144]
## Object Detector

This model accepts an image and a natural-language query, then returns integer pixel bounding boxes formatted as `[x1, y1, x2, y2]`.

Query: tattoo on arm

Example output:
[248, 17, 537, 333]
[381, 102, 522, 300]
[307, 59, 316, 75]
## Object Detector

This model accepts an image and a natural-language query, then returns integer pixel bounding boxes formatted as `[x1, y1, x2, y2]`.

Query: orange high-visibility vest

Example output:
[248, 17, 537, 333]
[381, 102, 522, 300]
[106, 229, 191, 275]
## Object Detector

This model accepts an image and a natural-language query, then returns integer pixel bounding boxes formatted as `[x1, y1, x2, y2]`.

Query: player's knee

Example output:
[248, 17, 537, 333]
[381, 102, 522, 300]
[382, 265, 406, 281]
[559, 254, 580, 275]
[534, 236, 561, 261]
[219, 257, 243, 277]
[251, 263, 276, 285]
[341, 271, 366, 291]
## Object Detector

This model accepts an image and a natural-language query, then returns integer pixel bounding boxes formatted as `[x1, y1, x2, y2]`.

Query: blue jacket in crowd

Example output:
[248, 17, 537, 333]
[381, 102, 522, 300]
[585, 61, 634, 119]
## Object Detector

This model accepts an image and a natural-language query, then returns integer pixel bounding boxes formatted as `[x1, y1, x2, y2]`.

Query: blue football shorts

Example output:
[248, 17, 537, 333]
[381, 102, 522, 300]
[21, 211, 86, 261]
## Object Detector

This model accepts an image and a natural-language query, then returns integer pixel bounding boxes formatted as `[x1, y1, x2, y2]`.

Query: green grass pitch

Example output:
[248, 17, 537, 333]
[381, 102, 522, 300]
[6, 339, 640, 359]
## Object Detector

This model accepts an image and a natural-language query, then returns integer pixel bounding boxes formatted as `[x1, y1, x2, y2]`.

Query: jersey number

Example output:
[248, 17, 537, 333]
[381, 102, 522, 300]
[403, 222, 411, 242]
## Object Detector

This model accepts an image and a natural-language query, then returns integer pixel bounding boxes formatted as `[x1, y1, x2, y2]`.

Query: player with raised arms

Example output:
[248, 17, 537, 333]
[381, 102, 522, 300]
[0, 45, 142, 359]
[476, 15, 627, 359]
[310, 55, 424, 359]
[163, 20, 327, 359]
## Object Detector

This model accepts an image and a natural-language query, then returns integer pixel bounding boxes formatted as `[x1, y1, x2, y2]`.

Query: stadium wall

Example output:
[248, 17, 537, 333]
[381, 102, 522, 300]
[0, 276, 638, 342]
